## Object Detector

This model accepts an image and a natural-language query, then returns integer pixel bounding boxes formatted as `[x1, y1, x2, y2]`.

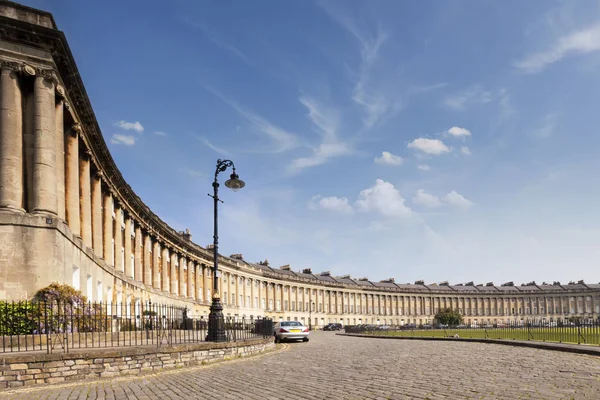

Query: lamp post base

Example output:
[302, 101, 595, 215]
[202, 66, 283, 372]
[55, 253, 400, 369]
[206, 297, 227, 342]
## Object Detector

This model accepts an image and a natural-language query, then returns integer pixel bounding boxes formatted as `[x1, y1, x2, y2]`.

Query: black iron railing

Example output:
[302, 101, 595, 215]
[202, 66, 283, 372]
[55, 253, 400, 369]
[0, 300, 273, 354]
[346, 318, 600, 345]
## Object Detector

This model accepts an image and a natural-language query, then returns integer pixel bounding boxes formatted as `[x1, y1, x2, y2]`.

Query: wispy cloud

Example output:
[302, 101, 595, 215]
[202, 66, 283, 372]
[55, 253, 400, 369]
[460, 146, 471, 156]
[199, 136, 232, 156]
[498, 89, 516, 121]
[514, 23, 600, 74]
[110, 134, 136, 146]
[115, 120, 144, 133]
[181, 168, 205, 180]
[444, 85, 492, 111]
[417, 164, 431, 172]
[532, 113, 558, 138]
[202, 84, 299, 153]
[287, 95, 353, 173]
[181, 17, 254, 69]
[153, 131, 167, 136]
[374, 151, 404, 166]
[317, 1, 392, 130]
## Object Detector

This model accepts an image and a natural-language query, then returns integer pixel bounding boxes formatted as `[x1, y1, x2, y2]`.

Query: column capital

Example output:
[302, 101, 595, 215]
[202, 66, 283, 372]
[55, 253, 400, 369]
[35, 67, 58, 84]
[82, 148, 92, 160]
[55, 84, 65, 98]
[0, 60, 23, 72]
[94, 170, 104, 180]
[71, 123, 82, 136]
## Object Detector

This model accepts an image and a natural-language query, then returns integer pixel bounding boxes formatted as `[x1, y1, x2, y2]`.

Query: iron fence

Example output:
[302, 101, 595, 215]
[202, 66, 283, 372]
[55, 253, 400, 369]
[0, 300, 273, 354]
[346, 318, 600, 345]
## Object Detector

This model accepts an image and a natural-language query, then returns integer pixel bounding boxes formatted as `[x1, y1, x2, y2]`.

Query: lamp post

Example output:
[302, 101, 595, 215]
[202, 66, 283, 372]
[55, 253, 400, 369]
[309, 301, 315, 330]
[206, 159, 245, 342]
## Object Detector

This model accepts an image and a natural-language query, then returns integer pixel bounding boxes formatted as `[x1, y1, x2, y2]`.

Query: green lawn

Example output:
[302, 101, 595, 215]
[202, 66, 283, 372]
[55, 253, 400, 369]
[362, 327, 600, 346]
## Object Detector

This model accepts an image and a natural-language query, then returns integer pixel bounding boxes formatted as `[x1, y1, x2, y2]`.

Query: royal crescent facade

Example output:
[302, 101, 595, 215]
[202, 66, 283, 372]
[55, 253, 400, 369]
[0, 1, 599, 328]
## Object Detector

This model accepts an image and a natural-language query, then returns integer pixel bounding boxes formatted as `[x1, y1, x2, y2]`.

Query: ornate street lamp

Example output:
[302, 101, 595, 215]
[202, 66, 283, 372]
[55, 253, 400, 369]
[309, 301, 315, 331]
[206, 159, 245, 342]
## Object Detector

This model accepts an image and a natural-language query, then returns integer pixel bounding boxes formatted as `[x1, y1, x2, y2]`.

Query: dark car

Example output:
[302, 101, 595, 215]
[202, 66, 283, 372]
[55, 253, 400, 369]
[323, 323, 343, 331]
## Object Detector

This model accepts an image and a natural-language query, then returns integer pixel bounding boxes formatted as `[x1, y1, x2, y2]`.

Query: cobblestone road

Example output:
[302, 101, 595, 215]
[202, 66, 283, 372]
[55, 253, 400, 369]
[2, 332, 600, 399]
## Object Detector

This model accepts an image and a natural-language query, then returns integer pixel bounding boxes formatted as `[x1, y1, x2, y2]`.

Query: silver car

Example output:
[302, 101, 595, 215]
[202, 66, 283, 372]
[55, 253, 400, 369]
[273, 321, 310, 343]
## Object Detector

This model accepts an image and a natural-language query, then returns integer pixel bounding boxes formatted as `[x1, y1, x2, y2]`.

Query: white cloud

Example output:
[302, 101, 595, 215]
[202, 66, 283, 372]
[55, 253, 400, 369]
[413, 189, 442, 208]
[447, 126, 471, 138]
[355, 179, 412, 218]
[417, 164, 431, 171]
[442, 190, 474, 209]
[309, 195, 354, 214]
[153, 131, 167, 136]
[110, 134, 136, 146]
[115, 120, 144, 133]
[407, 138, 451, 155]
[374, 151, 404, 166]
[460, 146, 471, 155]
[444, 85, 492, 111]
[514, 23, 600, 74]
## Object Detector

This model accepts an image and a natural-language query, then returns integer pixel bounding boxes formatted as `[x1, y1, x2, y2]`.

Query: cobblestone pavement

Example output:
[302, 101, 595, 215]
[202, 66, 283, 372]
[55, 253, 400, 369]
[2, 332, 600, 399]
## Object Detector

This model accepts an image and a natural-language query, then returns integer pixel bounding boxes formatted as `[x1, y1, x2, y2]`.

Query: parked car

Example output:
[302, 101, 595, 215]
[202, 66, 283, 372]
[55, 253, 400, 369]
[323, 323, 343, 331]
[273, 321, 310, 343]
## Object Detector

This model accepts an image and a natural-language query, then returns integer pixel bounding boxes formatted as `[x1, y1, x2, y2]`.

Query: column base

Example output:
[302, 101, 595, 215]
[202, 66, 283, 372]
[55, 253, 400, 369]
[31, 210, 58, 218]
[0, 205, 25, 214]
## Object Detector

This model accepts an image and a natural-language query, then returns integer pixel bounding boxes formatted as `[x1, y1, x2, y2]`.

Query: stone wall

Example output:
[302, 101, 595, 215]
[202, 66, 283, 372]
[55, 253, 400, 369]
[0, 338, 275, 389]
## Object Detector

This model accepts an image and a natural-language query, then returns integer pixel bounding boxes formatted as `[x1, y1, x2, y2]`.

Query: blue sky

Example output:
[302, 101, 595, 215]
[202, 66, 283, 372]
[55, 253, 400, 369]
[26, 0, 600, 285]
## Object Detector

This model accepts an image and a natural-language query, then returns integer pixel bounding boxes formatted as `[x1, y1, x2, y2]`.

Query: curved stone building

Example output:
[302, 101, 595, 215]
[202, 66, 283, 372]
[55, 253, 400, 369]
[0, 1, 598, 328]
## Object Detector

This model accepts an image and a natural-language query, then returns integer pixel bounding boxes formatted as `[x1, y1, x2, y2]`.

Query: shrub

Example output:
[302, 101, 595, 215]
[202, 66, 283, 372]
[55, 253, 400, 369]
[0, 301, 37, 335]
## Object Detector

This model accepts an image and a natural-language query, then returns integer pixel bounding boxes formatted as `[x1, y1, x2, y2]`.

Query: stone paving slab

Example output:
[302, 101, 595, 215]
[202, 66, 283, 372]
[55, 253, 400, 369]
[1, 331, 599, 399]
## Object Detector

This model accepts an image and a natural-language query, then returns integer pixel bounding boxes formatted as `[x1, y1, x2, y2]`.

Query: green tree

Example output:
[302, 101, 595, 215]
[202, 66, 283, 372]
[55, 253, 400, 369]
[435, 308, 463, 326]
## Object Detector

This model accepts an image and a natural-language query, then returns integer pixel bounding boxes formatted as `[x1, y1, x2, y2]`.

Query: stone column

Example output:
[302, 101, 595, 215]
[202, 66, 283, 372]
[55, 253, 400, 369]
[265, 282, 269, 310]
[170, 251, 178, 295]
[161, 247, 169, 292]
[32, 75, 57, 215]
[227, 273, 232, 305]
[91, 171, 103, 257]
[143, 233, 152, 285]
[65, 124, 80, 234]
[79, 150, 92, 247]
[102, 191, 113, 265]
[152, 241, 160, 289]
[202, 264, 208, 302]
[124, 216, 133, 278]
[187, 259, 194, 299]
[179, 255, 186, 297]
[113, 205, 123, 272]
[235, 275, 240, 307]
[134, 226, 143, 282]
[55, 98, 65, 221]
[0, 67, 24, 212]
[195, 263, 201, 301]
